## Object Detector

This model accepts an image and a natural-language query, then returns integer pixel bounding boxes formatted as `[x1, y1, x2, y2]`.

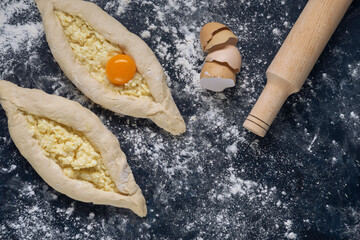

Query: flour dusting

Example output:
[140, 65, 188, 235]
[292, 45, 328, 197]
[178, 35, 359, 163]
[0, 0, 359, 239]
[0, 1, 43, 55]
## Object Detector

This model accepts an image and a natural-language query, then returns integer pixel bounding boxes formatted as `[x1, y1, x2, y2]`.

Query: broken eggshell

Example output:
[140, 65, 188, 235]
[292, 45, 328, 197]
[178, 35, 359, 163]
[199, 22, 230, 51]
[205, 45, 242, 73]
[200, 61, 236, 92]
[204, 29, 238, 53]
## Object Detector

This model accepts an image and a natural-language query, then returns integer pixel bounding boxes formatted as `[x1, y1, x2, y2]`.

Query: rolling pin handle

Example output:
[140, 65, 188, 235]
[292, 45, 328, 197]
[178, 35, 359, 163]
[242, 0, 353, 137]
[243, 75, 295, 137]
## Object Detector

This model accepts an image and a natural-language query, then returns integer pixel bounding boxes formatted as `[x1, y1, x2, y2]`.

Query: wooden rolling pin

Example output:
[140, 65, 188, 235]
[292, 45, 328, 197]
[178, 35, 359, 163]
[243, 0, 353, 137]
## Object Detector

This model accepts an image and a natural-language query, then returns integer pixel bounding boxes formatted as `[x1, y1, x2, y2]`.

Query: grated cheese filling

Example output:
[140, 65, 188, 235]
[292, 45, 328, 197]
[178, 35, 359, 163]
[55, 11, 153, 99]
[24, 113, 119, 193]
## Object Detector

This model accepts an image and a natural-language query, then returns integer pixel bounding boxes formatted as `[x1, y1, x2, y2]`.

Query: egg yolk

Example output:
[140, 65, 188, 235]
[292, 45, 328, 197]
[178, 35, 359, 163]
[106, 54, 137, 85]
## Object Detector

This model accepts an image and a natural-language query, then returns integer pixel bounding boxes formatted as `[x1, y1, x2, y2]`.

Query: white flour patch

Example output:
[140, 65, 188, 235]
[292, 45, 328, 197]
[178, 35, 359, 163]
[115, 0, 131, 15]
[272, 27, 281, 36]
[148, 23, 157, 31]
[226, 142, 238, 155]
[28, 206, 39, 214]
[0, 1, 42, 55]
[88, 212, 95, 219]
[307, 134, 318, 152]
[348, 62, 360, 78]
[65, 205, 75, 217]
[350, 111, 359, 120]
[0, 11, 5, 26]
[156, 41, 171, 60]
[284, 220, 297, 239]
[116, 0, 131, 15]
[212, 167, 275, 201]
[1, 164, 17, 173]
[22, 184, 35, 197]
[286, 232, 298, 239]
[0, 1, 31, 19]
[104, 0, 131, 15]
[0, 22, 43, 53]
[140, 30, 151, 38]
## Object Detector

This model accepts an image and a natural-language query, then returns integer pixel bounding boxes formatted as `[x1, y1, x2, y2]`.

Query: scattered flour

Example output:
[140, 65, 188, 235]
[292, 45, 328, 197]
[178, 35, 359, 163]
[65, 206, 75, 217]
[104, 0, 131, 15]
[284, 220, 297, 239]
[350, 111, 359, 120]
[0, 22, 43, 53]
[348, 62, 360, 78]
[1, 164, 17, 173]
[0, 1, 43, 55]
[0, 0, 358, 239]
[307, 134, 318, 152]
[226, 142, 238, 155]
[140, 30, 151, 38]
[116, 0, 131, 14]
[272, 27, 281, 36]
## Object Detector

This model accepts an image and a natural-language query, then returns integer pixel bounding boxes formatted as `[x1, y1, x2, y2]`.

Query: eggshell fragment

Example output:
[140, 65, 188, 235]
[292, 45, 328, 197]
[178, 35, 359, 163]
[200, 22, 230, 51]
[204, 29, 238, 53]
[205, 45, 242, 73]
[200, 62, 236, 92]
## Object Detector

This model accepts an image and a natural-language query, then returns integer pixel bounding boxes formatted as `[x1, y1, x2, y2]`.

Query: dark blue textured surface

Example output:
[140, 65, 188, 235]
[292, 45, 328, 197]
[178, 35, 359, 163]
[0, 0, 359, 239]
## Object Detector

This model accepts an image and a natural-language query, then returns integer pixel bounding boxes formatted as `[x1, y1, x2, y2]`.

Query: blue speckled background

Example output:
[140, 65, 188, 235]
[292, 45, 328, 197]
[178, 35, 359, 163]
[0, 0, 359, 239]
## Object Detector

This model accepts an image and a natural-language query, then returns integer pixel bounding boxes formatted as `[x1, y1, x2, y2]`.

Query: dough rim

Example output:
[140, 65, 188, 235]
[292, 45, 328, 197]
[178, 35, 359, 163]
[34, 0, 186, 135]
[0, 80, 147, 217]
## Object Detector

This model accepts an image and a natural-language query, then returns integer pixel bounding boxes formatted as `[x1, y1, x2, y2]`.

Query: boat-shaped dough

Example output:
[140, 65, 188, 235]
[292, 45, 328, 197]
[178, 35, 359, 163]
[0, 80, 147, 217]
[34, 0, 186, 135]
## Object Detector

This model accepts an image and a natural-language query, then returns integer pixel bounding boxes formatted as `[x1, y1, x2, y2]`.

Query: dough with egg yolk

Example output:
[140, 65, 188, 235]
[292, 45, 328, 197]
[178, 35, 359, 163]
[35, 0, 186, 135]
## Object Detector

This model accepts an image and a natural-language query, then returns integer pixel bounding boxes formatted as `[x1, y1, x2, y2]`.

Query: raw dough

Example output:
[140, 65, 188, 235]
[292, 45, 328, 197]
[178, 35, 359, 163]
[34, 0, 186, 135]
[0, 80, 147, 217]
